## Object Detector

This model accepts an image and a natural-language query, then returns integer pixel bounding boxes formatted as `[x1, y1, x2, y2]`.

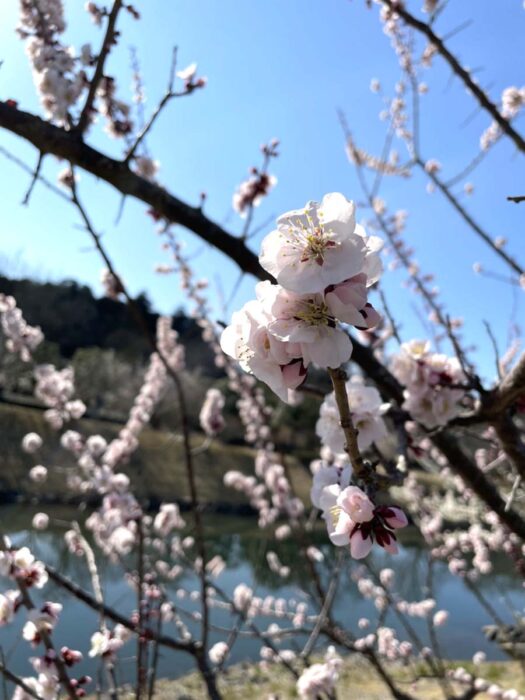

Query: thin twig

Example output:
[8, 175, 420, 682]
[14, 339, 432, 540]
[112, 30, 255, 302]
[21, 151, 44, 205]
[380, 0, 525, 153]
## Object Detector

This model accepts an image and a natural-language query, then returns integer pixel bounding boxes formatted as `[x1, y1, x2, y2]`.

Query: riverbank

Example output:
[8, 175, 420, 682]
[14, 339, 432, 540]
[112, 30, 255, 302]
[0, 403, 310, 509]
[87, 657, 525, 699]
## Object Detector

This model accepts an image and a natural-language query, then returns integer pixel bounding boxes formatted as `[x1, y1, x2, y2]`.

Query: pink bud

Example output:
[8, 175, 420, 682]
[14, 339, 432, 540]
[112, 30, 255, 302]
[381, 506, 408, 529]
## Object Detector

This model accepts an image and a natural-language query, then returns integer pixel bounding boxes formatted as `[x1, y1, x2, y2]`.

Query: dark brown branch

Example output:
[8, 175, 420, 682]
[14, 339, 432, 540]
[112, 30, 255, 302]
[327, 367, 367, 479]
[76, 0, 123, 133]
[494, 413, 525, 480]
[22, 151, 44, 205]
[0, 103, 265, 280]
[0, 664, 44, 700]
[417, 158, 524, 276]
[46, 566, 197, 653]
[380, 0, 525, 154]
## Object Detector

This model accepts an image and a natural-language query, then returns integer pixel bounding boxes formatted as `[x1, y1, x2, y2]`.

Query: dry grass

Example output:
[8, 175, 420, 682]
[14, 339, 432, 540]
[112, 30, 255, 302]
[86, 657, 525, 699]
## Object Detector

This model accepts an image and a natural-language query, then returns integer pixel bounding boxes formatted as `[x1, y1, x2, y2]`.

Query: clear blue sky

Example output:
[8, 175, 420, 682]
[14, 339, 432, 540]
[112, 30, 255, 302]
[0, 0, 523, 380]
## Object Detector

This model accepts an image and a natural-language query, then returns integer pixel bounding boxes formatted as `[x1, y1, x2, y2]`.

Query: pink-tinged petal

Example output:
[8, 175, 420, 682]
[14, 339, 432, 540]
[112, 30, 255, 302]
[382, 539, 399, 555]
[350, 530, 373, 559]
[281, 359, 307, 390]
[355, 303, 381, 331]
[337, 486, 375, 523]
[383, 507, 408, 529]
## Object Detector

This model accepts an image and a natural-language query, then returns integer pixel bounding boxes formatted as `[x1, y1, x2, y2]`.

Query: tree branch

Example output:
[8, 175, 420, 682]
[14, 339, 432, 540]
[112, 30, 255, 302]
[76, 0, 123, 133]
[380, 0, 525, 154]
[0, 102, 266, 280]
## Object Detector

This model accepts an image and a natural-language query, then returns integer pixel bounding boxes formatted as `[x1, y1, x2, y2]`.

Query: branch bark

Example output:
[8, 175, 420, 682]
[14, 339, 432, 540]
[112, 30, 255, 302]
[0, 103, 266, 280]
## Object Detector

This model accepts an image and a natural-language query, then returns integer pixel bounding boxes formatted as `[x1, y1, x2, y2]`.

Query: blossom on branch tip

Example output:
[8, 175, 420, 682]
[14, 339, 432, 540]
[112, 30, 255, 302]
[259, 193, 382, 294]
[319, 484, 407, 559]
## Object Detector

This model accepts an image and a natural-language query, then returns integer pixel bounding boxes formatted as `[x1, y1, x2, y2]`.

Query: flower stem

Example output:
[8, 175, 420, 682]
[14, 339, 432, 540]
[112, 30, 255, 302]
[327, 367, 366, 479]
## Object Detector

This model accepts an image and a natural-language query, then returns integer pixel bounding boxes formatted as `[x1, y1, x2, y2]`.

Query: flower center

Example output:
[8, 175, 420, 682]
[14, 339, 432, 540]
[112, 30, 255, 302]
[294, 300, 335, 327]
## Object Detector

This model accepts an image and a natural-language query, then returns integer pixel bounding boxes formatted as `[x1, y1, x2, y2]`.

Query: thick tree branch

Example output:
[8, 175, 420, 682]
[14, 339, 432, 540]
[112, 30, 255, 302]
[2, 102, 525, 540]
[46, 566, 198, 654]
[0, 103, 266, 280]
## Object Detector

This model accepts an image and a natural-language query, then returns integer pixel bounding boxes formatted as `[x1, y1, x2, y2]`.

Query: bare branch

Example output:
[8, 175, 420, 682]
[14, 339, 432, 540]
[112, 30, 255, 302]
[76, 0, 123, 133]
[380, 0, 525, 153]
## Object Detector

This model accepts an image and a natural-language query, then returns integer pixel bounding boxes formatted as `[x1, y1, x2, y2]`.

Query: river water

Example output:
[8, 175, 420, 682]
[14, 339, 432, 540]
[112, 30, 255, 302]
[0, 504, 523, 686]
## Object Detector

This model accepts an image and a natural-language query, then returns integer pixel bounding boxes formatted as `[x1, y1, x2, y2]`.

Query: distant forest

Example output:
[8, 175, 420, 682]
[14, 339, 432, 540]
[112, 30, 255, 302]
[0, 275, 321, 453]
[0, 275, 218, 370]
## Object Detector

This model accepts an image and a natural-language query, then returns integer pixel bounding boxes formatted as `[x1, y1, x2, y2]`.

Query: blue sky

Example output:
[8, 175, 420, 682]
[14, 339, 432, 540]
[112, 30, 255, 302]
[0, 0, 523, 380]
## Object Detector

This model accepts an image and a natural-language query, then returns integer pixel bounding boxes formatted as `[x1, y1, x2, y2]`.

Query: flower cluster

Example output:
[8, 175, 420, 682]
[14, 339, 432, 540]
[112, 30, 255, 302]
[0, 294, 43, 361]
[221, 193, 382, 402]
[296, 647, 342, 699]
[34, 364, 86, 429]
[97, 76, 133, 138]
[18, 0, 87, 124]
[316, 376, 390, 454]
[233, 171, 277, 217]
[0, 545, 48, 588]
[319, 484, 407, 559]
[232, 139, 279, 217]
[390, 340, 466, 428]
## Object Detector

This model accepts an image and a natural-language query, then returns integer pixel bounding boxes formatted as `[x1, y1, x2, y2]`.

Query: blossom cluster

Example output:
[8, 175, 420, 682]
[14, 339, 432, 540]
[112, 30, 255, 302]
[318, 484, 407, 559]
[18, 0, 87, 124]
[34, 364, 86, 429]
[296, 646, 342, 699]
[0, 294, 43, 361]
[232, 139, 279, 217]
[221, 193, 383, 402]
[316, 376, 390, 454]
[390, 340, 466, 428]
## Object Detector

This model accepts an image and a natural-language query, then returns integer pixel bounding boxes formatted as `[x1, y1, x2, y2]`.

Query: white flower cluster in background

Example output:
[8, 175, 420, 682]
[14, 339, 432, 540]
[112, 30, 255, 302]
[390, 340, 466, 428]
[34, 364, 86, 429]
[316, 376, 390, 454]
[0, 294, 43, 361]
[221, 193, 383, 401]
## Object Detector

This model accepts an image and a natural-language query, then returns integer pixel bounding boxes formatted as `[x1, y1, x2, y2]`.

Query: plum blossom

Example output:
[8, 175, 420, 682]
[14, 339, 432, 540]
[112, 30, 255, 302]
[296, 647, 342, 699]
[259, 192, 382, 294]
[199, 388, 225, 436]
[310, 459, 351, 509]
[134, 156, 160, 181]
[89, 629, 125, 659]
[320, 484, 407, 559]
[0, 294, 43, 361]
[209, 641, 229, 665]
[22, 433, 43, 454]
[390, 340, 466, 428]
[32, 513, 50, 530]
[29, 465, 48, 483]
[316, 378, 390, 453]
[0, 590, 18, 626]
[233, 171, 277, 217]
[222, 193, 382, 401]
